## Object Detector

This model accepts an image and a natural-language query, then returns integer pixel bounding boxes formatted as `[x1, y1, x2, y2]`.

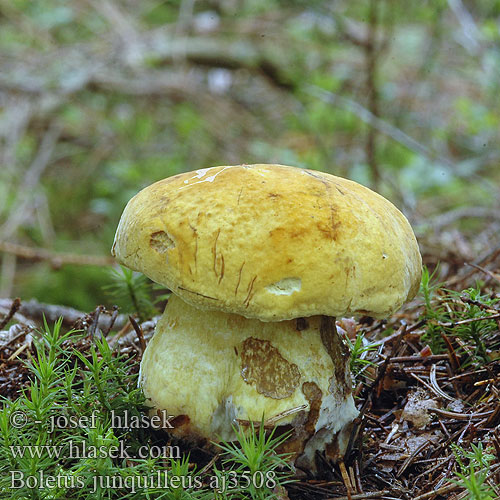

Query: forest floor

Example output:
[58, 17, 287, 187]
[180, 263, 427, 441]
[0, 247, 499, 500]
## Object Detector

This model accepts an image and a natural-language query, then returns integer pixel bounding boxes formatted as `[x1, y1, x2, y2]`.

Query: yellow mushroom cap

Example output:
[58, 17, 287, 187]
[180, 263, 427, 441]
[112, 164, 422, 321]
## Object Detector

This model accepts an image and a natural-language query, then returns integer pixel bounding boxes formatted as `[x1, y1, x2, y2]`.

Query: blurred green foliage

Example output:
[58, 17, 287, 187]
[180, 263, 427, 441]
[1, 0, 500, 310]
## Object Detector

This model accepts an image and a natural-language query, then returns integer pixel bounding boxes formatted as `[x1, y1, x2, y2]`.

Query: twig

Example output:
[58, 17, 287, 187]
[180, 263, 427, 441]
[0, 297, 21, 330]
[353, 460, 363, 494]
[379, 354, 448, 363]
[103, 306, 120, 336]
[128, 315, 146, 351]
[0, 298, 126, 330]
[0, 241, 115, 267]
[373, 324, 407, 397]
[427, 407, 494, 421]
[412, 483, 458, 500]
[325, 491, 390, 500]
[425, 206, 500, 230]
[429, 364, 456, 402]
[441, 332, 461, 372]
[89, 305, 105, 338]
[447, 0, 482, 54]
[304, 85, 455, 169]
[1, 125, 61, 239]
[464, 262, 500, 284]
[7, 342, 29, 361]
[396, 439, 432, 477]
[446, 245, 500, 287]
[338, 461, 353, 500]
[435, 313, 500, 327]
[410, 372, 451, 400]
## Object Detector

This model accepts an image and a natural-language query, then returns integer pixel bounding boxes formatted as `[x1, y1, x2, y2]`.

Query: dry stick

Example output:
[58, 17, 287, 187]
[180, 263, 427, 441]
[371, 320, 425, 347]
[485, 401, 500, 428]
[440, 332, 461, 372]
[305, 84, 454, 170]
[338, 461, 353, 500]
[448, 0, 482, 54]
[0, 297, 21, 330]
[435, 313, 500, 327]
[427, 206, 500, 230]
[1, 125, 61, 239]
[460, 292, 499, 313]
[0, 241, 115, 267]
[128, 315, 146, 352]
[0, 298, 126, 330]
[465, 262, 500, 284]
[380, 354, 448, 363]
[348, 466, 357, 495]
[396, 439, 432, 478]
[0, 125, 61, 297]
[410, 372, 454, 401]
[325, 491, 391, 500]
[413, 454, 453, 482]
[447, 245, 500, 288]
[427, 407, 495, 420]
[429, 364, 456, 402]
[89, 305, 105, 338]
[2, 330, 30, 348]
[107, 320, 133, 347]
[198, 452, 220, 476]
[7, 343, 29, 361]
[103, 306, 119, 336]
[412, 483, 458, 500]
[353, 460, 363, 494]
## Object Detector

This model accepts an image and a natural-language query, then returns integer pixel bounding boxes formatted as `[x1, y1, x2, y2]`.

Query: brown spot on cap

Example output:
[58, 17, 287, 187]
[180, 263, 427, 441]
[150, 231, 175, 253]
[240, 337, 301, 399]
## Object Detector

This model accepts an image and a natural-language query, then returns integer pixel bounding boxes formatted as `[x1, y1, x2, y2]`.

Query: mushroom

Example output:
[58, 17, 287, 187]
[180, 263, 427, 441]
[112, 164, 422, 469]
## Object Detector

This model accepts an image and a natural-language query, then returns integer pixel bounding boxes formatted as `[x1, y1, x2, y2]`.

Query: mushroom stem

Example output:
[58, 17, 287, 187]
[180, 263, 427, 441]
[139, 295, 358, 463]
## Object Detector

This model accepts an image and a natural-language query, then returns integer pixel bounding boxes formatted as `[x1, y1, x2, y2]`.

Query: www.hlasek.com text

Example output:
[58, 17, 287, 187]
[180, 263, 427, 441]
[9, 439, 180, 460]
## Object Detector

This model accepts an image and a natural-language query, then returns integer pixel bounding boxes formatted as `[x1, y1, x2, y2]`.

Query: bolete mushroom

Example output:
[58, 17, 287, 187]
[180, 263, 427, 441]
[112, 164, 422, 469]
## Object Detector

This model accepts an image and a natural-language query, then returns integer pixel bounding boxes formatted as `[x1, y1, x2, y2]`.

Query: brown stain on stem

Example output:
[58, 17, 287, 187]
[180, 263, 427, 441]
[301, 381, 323, 434]
[240, 337, 301, 399]
[320, 315, 351, 397]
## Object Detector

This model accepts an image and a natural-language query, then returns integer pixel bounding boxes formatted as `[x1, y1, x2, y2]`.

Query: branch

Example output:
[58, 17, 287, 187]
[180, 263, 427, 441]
[447, 0, 482, 54]
[424, 206, 500, 230]
[304, 84, 455, 168]
[0, 241, 115, 267]
[1, 125, 61, 239]
[0, 298, 126, 330]
[0, 29, 295, 98]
